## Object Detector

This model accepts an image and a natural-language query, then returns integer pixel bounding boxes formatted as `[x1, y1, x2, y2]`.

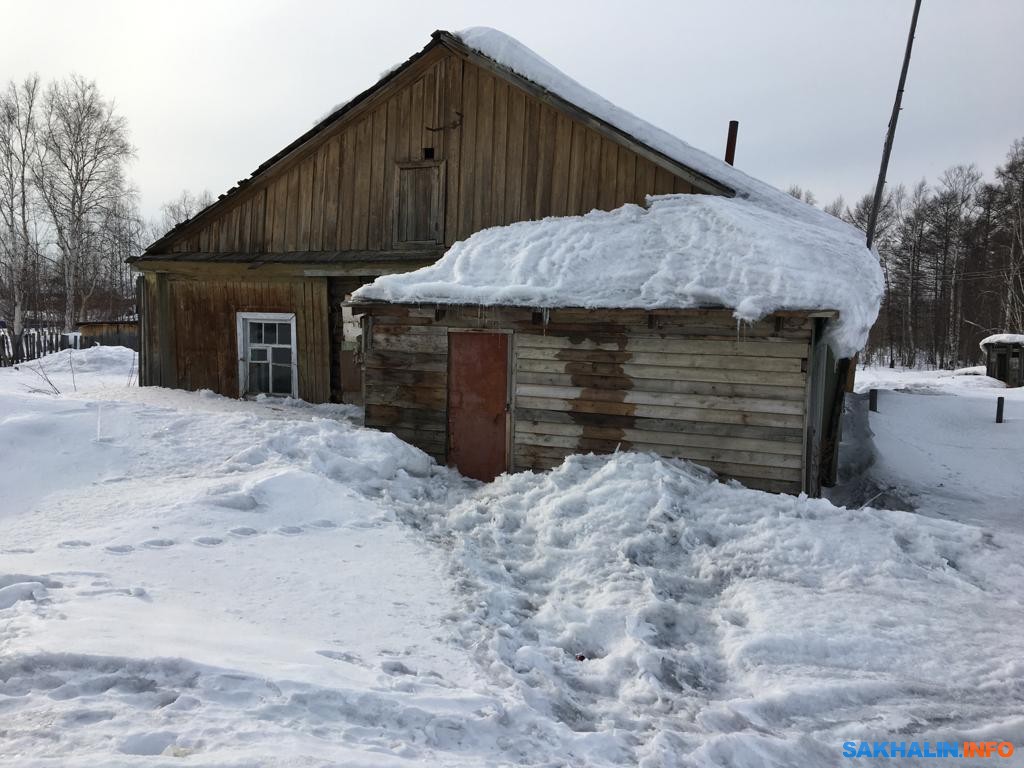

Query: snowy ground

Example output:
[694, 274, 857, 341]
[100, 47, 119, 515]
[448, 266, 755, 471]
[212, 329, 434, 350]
[2, 349, 1023, 767]
[845, 365, 1024, 533]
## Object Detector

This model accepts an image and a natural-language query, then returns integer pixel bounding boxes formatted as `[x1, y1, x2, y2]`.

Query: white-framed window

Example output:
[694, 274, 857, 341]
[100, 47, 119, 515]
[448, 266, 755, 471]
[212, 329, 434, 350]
[236, 312, 298, 398]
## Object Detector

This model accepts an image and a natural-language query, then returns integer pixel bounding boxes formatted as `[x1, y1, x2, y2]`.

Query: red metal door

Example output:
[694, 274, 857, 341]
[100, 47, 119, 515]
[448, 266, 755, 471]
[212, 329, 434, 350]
[447, 332, 509, 481]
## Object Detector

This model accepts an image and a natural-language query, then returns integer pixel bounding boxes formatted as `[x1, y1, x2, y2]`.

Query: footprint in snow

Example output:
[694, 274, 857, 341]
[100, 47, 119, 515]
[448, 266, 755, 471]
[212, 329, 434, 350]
[307, 520, 338, 529]
[59, 540, 91, 549]
[380, 660, 416, 676]
[1, 548, 34, 554]
[229, 527, 259, 537]
[141, 539, 175, 549]
[316, 649, 365, 665]
[192, 536, 224, 547]
[205, 485, 259, 511]
[275, 526, 303, 536]
[104, 545, 134, 555]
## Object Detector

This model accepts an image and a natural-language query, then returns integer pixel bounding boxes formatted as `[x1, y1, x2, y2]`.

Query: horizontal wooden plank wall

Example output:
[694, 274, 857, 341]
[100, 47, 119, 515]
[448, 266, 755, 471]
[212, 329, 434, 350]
[359, 305, 816, 494]
[511, 324, 811, 495]
[363, 307, 449, 464]
[157, 50, 694, 258]
[154, 276, 331, 403]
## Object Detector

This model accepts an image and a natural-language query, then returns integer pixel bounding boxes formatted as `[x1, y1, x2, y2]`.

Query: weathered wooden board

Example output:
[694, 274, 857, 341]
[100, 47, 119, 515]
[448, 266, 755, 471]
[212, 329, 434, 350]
[514, 407, 804, 443]
[515, 370, 807, 401]
[514, 333, 810, 358]
[515, 357, 808, 387]
[514, 419, 803, 456]
[364, 350, 447, 372]
[514, 383, 805, 415]
[515, 346, 806, 372]
[514, 395, 805, 428]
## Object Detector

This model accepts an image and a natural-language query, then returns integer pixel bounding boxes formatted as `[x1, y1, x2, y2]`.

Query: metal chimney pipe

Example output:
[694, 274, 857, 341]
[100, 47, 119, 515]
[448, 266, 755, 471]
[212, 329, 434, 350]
[725, 120, 739, 166]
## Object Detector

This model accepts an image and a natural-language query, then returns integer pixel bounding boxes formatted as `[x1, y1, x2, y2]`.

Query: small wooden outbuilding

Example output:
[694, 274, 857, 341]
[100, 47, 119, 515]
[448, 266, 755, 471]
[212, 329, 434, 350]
[981, 334, 1024, 387]
[350, 301, 842, 496]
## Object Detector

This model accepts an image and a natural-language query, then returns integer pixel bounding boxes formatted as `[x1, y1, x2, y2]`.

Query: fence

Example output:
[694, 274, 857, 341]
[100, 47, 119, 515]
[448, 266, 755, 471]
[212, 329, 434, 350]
[0, 328, 80, 367]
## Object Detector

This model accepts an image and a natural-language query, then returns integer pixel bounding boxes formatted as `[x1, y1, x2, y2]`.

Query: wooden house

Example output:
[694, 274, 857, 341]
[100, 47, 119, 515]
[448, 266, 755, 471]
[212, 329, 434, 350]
[129, 29, 728, 404]
[131, 27, 879, 494]
[981, 334, 1024, 387]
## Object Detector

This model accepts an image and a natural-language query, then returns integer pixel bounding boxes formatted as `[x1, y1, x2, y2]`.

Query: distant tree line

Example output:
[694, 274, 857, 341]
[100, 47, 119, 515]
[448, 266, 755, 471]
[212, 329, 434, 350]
[791, 137, 1024, 369]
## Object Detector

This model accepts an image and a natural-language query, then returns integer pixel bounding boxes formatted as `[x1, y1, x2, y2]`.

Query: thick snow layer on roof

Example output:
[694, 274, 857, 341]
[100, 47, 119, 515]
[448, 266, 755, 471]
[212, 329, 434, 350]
[356, 194, 884, 357]
[980, 333, 1024, 350]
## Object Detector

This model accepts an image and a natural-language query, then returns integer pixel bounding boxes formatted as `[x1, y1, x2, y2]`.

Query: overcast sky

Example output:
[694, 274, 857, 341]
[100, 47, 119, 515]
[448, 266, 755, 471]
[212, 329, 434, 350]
[4, 0, 1022, 222]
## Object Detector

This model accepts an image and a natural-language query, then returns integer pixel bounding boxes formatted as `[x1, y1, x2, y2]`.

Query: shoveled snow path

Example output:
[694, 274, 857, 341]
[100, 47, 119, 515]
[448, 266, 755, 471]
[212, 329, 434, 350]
[405, 453, 1024, 767]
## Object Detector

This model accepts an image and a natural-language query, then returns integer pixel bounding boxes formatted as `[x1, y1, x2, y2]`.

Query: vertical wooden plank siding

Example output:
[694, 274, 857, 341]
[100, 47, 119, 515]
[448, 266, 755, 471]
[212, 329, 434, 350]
[152, 52, 707, 259]
[154, 276, 330, 403]
[443, 54, 463, 246]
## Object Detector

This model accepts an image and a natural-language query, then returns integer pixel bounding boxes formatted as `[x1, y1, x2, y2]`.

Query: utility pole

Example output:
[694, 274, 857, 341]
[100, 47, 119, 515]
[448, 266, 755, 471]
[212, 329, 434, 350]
[865, 0, 923, 250]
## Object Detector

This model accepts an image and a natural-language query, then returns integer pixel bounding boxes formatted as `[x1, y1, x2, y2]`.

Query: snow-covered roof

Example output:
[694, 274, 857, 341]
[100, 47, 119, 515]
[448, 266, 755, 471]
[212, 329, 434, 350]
[356, 194, 883, 357]
[354, 28, 884, 357]
[980, 333, 1024, 350]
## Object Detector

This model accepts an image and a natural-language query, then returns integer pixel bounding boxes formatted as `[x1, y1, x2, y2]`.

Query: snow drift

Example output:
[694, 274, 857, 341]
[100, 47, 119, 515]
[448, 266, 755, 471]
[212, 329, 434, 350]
[410, 451, 1024, 767]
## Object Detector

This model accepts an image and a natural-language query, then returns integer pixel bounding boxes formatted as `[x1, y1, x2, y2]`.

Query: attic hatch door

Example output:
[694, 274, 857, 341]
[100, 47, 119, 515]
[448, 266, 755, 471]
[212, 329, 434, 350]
[447, 332, 509, 482]
[393, 161, 444, 248]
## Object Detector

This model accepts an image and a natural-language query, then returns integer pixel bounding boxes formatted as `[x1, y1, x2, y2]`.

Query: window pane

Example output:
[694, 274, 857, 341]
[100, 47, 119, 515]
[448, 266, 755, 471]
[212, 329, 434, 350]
[250, 347, 267, 362]
[248, 362, 269, 393]
[263, 323, 277, 344]
[278, 323, 291, 345]
[272, 346, 291, 364]
[271, 364, 291, 395]
[249, 322, 263, 344]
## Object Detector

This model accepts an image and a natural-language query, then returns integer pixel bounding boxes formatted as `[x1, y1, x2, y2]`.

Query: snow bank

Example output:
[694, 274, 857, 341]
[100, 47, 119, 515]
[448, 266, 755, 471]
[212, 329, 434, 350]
[855, 365, 1008, 394]
[356, 194, 883, 357]
[980, 332, 1024, 350]
[412, 451, 1024, 765]
[19, 344, 136, 375]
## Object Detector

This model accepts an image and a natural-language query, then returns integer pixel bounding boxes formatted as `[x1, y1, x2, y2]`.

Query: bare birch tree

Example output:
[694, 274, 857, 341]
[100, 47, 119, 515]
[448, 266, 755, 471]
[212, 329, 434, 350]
[32, 75, 134, 330]
[0, 75, 42, 360]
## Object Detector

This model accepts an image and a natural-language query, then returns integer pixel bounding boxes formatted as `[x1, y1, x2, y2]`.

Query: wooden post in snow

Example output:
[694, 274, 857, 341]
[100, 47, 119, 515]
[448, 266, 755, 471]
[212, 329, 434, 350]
[996, 397, 1005, 424]
[869, 388, 879, 412]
